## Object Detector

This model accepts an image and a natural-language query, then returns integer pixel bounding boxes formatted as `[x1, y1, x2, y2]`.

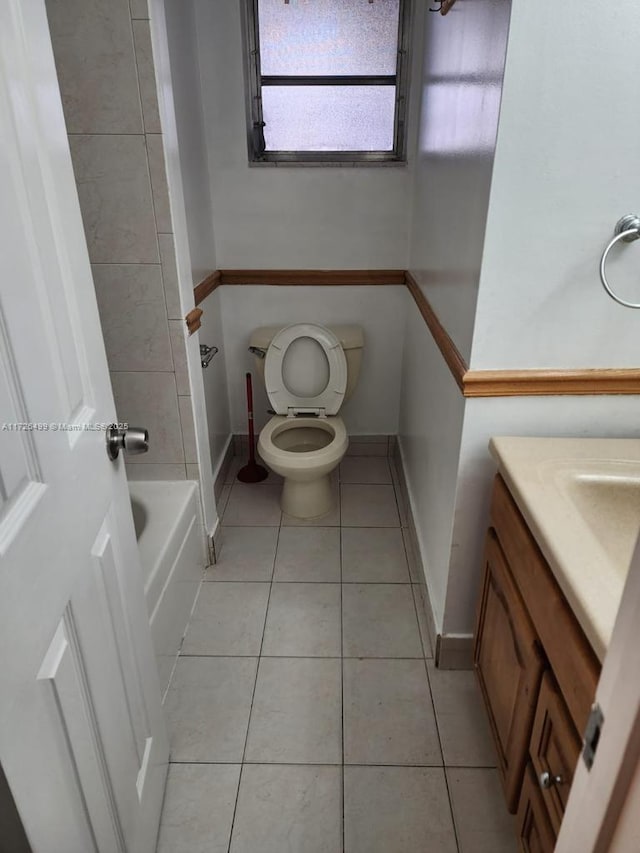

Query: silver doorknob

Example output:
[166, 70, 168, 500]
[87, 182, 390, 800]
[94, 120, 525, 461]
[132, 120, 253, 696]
[106, 424, 149, 460]
[539, 771, 563, 789]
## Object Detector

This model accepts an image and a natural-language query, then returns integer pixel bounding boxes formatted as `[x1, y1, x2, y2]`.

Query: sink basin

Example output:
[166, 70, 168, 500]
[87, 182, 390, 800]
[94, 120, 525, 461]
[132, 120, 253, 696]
[490, 437, 640, 661]
[552, 461, 640, 581]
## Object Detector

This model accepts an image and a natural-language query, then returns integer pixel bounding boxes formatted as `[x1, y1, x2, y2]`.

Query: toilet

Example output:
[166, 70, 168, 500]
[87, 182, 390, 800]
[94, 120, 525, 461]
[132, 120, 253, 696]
[250, 323, 364, 519]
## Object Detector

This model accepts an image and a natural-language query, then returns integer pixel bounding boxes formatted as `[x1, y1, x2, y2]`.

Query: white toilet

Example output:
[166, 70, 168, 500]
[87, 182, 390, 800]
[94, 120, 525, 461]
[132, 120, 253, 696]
[249, 323, 364, 519]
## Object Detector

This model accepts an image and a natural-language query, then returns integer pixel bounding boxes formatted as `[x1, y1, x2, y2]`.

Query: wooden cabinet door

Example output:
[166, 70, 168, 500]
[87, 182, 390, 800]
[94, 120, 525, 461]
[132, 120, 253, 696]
[490, 476, 600, 736]
[474, 529, 545, 811]
[517, 763, 557, 853]
[530, 671, 582, 834]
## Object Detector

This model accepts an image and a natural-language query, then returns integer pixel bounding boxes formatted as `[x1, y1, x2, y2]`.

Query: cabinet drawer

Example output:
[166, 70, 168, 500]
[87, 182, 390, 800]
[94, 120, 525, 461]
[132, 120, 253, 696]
[517, 762, 557, 853]
[474, 529, 546, 812]
[530, 670, 581, 834]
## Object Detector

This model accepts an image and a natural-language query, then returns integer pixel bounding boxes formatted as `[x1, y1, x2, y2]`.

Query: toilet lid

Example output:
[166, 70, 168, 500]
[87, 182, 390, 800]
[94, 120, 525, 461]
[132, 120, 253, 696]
[264, 323, 347, 416]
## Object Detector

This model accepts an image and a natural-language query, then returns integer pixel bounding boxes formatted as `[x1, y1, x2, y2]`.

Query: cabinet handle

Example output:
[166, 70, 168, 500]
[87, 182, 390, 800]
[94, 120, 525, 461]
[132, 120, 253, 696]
[539, 771, 563, 789]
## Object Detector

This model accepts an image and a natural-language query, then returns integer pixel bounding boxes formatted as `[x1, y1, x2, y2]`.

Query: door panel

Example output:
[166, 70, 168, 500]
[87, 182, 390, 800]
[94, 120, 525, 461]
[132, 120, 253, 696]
[0, 1, 169, 850]
[0, 309, 47, 551]
[517, 763, 557, 853]
[38, 613, 125, 853]
[474, 529, 545, 811]
[530, 671, 581, 834]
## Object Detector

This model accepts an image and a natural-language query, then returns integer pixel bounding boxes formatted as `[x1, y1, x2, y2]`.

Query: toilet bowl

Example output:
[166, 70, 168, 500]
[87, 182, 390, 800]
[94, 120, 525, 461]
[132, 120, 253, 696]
[250, 322, 363, 520]
[258, 415, 348, 519]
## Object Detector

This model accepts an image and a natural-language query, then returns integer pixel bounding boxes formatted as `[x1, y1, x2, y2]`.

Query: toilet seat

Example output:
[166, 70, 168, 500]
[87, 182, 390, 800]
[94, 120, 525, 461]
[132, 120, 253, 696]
[259, 415, 347, 466]
[264, 323, 347, 417]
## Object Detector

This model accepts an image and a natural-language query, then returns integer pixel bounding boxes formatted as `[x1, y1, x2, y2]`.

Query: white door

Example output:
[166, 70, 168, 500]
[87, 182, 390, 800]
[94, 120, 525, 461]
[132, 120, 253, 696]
[0, 2, 169, 851]
[556, 529, 640, 852]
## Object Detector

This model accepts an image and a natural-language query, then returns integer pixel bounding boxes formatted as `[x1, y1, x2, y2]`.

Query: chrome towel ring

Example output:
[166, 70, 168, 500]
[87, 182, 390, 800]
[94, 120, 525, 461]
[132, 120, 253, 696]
[599, 214, 640, 309]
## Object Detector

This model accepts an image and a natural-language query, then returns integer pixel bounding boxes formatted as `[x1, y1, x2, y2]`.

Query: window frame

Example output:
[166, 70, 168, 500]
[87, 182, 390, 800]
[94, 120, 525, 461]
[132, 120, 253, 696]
[243, 0, 412, 165]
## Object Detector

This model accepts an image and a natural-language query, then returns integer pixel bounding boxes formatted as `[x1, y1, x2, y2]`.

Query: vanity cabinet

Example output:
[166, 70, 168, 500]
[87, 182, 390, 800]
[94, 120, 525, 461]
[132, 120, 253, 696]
[529, 672, 582, 834]
[474, 475, 601, 851]
[475, 530, 545, 811]
[516, 763, 557, 853]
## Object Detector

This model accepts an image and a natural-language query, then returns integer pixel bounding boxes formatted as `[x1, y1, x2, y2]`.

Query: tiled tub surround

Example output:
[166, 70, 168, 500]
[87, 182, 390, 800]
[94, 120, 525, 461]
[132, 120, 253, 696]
[156, 454, 516, 853]
[47, 0, 198, 480]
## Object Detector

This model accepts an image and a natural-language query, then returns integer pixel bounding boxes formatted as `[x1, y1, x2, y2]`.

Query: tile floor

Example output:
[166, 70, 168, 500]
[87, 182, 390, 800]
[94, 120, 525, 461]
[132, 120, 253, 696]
[156, 455, 517, 853]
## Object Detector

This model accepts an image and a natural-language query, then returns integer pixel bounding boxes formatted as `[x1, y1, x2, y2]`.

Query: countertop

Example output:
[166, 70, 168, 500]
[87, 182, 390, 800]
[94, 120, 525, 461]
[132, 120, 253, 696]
[489, 436, 640, 662]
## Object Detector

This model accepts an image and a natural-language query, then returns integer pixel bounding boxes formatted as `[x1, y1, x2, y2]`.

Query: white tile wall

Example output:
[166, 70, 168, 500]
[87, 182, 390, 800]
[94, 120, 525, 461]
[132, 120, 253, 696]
[146, 134, 172, 234]
[178, 395, 197, 463]
[126, 463, 187, 480]
[132, 20, 162, 133]
[111, 372, 185, 464]
[46, 0, 143, 134]
[69, 134, 159, 264]
[168, 320, 189, 394]
[49, 0, 198, 478]
[158, 234, 182, 320]
[92, 264, 172, 371]
[129, 0, 148, 19]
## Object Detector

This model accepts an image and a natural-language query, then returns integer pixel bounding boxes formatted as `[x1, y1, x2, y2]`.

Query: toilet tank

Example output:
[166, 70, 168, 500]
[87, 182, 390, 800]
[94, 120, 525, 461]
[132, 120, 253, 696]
[249, 324, 364, 403]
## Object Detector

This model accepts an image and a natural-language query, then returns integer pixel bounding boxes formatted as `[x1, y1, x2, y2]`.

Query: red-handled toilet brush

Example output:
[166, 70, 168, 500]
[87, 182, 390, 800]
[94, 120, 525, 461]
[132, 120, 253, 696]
[237, 372, 268, 483]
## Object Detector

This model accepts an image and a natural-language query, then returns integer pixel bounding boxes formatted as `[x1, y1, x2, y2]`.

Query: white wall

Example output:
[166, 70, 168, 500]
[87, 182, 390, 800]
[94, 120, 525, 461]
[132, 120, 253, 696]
[220, 285, 408, 435]
[398, 307, 466, 630]
[408, 0, 512, 362]
[399, 0, 512, 635]
[150, 0, 229, 538]
[438, 0, 640, 636]
[163, 0, 217, 286]
[470, 0, 640, 369]
[161, 0, 232, 482]
[401, 0, 640, 644]
[444, 395, 640, 635]
[193, 0, 424, 269]
[199, 289, 231, 475]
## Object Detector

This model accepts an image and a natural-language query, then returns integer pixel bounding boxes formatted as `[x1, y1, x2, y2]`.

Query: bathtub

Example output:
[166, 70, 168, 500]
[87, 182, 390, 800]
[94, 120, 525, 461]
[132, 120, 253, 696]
[128, 481, 205, 695]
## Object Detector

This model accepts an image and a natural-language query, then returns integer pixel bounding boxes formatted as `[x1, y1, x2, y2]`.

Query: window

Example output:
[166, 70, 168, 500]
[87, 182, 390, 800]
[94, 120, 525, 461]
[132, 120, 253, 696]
[244, 0, 411, 163]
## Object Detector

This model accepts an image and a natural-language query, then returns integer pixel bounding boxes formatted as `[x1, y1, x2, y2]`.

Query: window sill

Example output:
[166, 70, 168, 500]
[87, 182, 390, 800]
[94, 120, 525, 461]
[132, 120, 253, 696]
[247, 159, 408, 169]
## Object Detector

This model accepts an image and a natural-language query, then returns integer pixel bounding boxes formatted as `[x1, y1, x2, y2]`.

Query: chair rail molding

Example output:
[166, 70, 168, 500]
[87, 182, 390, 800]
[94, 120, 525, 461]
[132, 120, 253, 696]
[192, 269, 640, 396]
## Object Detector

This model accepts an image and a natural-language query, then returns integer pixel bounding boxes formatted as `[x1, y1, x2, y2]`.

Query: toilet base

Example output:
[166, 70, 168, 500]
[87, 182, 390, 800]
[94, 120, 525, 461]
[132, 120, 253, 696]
[281, 473, 334, 520]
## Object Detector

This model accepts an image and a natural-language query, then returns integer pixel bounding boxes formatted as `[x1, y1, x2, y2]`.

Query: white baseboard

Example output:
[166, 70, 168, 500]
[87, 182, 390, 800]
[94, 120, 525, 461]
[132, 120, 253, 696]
[212, 434, 234, 500]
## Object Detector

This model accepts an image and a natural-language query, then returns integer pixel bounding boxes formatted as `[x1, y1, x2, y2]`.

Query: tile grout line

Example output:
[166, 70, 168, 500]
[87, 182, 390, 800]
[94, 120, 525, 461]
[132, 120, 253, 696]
[389, 454, 435, 659]
[405, 540, 432, 660]
[223, 524, 400, 529]
[338, 470, 346, 853]
[178, 653, 428, 660]
[388, 457, 427, 659]
[167, 759, 498, 769]
[204, 579, 421, 584]
[390, 451, 461, 849]
[423, 658, 462, 853]
[393, 452, 461, 850]
[225, 506, 281, 853]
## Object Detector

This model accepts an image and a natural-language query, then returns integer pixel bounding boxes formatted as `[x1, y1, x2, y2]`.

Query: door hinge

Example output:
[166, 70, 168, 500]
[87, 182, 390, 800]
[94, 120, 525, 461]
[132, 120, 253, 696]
[582, 702, 604, 770]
